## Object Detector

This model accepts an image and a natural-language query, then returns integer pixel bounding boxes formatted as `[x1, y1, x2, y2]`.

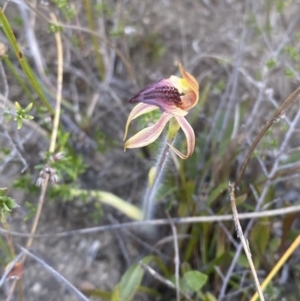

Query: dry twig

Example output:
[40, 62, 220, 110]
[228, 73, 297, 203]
[229, 183, 265, 301]
[166, 212, 180, 301]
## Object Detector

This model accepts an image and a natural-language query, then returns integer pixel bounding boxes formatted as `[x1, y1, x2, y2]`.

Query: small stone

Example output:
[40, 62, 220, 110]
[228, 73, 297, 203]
[0, 42, 7, 57]
[31, 282, 42, 293]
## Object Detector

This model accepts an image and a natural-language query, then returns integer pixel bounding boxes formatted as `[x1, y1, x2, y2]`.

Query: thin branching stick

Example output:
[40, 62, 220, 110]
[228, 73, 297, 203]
[229, 183, 265, 301]
[22, 0, 137, 86]
[166, 212, 180, 301]
[235, 86, 300, 186]
[2, 204, 300, 238]
[140, 261, 193, 301]
[24, 11, 63, 253]
[0, 252, 23, 287]
[20, 247, 91, 301]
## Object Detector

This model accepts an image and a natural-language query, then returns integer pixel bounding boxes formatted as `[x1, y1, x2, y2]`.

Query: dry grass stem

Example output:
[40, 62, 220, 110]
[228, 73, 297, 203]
[229, 183, 265, 301]
[1, 204, 300, 238]
[166, 212, 180, 301]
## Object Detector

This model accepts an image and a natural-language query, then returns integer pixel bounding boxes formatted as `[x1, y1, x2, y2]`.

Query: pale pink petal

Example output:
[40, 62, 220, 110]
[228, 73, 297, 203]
[124, 103, 158, 141]
[168, 116, 195, 159]
[129, 79, 188, 116]
[124, 113, 173, 150]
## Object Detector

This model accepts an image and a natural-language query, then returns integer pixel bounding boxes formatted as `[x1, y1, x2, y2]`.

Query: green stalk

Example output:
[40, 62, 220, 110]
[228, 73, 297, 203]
[83, 0, 105, 80]
[3, 57, 35, 104]
[143, 119, 180, 220]
[143, 141, 171, 220]
[0, 8, 53, 113]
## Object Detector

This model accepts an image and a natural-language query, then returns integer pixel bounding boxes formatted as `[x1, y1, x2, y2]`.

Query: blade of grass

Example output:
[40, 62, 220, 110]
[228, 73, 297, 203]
[83, 0, 105, 80]
[3, 57, 36, 104]
[69, 188, 143, 220]
[0, 7, 53, 113]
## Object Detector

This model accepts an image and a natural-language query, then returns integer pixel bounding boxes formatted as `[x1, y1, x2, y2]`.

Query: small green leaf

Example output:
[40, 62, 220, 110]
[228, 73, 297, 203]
[24, 114, 34, 120]
[266, 59, 277, 69]
[206, 181, 228, 206]
[17, 119, 22, 129]
[120, 256, 153, 301]
[204, 292, 217, 301]
[112, 256, 154, 301]
[0, 193, 18, 215]
[250, 217, 270, 255]
[285, 68, 296, 78]
[235, 253, 249, 268]
[119, 264, 143, 301]
[24, 102, 33, 112]
[15, 101, 22, 111]
[0, 187, 8, 197]
[3, 196, 17, 210]
[182, 270, 208, 293]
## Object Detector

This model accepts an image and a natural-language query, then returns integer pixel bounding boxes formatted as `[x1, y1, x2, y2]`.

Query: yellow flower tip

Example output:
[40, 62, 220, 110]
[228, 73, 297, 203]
[177, 63, 199, 93]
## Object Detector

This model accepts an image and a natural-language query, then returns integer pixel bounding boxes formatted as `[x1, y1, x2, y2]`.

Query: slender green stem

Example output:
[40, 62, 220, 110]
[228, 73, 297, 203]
[0, 214, 15, 257]
[143, 138, 173, 220]
[83, 0, 105, 80]
[0, 8, 53, 114]
[143, 119, 181, 220]
[3, 58, 35, 104]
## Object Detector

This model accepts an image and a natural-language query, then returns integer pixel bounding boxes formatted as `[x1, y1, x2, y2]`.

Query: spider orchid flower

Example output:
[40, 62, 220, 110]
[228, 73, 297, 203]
[123, 64, 199, 159]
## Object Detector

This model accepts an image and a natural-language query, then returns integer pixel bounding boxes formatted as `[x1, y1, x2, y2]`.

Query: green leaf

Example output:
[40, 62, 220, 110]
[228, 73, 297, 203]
[69, 188, 142, 220]
[0, 193, 18, 215]
[203, 292, 217, 301]
[182, 270, 208, 293]
[0, 187, 8, 197]
[250, 217, 270, 255]
[119, 264, 143, 301]
[15, 101, 22, 111]
[81, 288, 111, 299]
[112, 256, 154, 301]
[17, 119, 22, 129]
[24, 102, 33, 112]
[235, 253, 249, 268]
[206, 181, 228, 206]
[111, 283, 120, 301]
[4, 196, 17, 210]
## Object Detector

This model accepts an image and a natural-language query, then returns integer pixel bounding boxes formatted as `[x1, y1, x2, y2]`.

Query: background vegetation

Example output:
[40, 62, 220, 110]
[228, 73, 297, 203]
[1, 0, 300, 300]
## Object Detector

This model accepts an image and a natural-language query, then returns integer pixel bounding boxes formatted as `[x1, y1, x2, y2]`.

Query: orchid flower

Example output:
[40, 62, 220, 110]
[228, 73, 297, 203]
[123, 64, 199, 159]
